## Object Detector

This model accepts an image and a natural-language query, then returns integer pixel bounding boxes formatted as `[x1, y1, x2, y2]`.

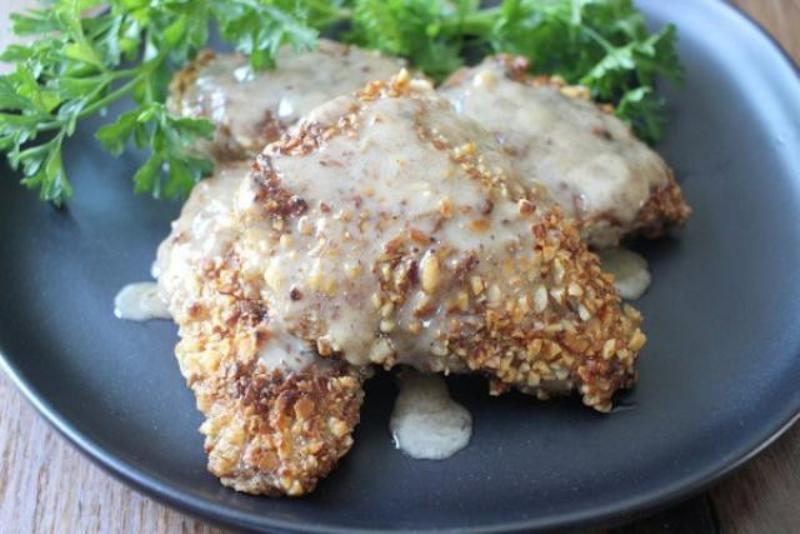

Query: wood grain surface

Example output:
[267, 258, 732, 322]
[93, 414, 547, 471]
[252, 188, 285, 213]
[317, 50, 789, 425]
[1, 1, 798, 532]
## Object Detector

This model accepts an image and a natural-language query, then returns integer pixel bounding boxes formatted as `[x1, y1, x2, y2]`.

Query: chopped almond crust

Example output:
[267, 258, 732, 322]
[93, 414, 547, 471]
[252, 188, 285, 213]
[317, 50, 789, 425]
[158, 164, 366, 497]
[171, 258, 366, 496]
[633, 171, 692, 239]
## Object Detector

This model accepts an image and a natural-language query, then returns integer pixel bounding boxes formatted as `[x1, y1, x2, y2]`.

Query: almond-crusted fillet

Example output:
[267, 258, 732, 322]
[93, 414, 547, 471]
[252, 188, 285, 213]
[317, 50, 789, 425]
[167, 40, 406, 159]
[233, 72, 646, 413]
[155, 163, 366, 496]
[439, 55, 691, 248]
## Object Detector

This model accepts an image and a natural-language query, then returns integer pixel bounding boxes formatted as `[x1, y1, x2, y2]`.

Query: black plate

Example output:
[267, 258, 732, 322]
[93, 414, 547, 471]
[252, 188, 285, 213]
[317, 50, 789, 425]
[2, 1, 799, 531]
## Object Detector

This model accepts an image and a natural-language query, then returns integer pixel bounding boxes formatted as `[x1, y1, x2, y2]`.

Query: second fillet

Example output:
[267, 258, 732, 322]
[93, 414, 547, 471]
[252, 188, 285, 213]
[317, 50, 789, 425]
[167, 40, 406, 159]
[440, 55, 691, 248]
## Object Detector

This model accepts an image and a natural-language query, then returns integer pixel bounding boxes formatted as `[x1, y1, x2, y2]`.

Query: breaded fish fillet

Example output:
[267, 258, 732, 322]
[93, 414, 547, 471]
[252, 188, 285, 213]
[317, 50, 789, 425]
[160, 41, 404, 494]
[234, 71, 645, 413]
[439, 55, 691, 248]
[157, 71, 646, 496]
[167, 40, 406, 159]
[155, 163, 367, 496]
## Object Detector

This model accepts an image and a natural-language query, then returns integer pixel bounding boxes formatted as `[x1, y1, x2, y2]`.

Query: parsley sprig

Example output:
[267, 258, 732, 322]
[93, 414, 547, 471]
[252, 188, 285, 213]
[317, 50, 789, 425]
[1, 0, 682, 205]
[346, 0, 683, 142]
[0, 0, 330, 204]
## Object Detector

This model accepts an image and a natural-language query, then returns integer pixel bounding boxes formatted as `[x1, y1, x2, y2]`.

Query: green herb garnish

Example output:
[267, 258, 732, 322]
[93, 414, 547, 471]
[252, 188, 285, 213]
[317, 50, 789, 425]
[0, 0, 683, 205]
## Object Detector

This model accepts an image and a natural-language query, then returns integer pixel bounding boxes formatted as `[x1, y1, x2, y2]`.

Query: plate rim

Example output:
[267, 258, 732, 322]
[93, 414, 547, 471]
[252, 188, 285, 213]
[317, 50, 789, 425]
[1, 0, 799, 531]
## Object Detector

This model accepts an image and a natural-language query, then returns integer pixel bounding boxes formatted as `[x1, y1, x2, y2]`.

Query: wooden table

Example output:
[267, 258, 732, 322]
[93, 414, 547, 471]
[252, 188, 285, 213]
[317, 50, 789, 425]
[1, 1, 798, 532]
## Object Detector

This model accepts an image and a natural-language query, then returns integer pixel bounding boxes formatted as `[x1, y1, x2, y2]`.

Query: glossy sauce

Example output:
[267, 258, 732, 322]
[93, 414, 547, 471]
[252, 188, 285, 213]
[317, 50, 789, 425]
[390, 370, 472, 460]
[155, 162, 249, 319]
[114, 282, 171, 321]
[598, 248, 651, 300]
[258, 328, 319, 373]
[234, 79, 544, 370]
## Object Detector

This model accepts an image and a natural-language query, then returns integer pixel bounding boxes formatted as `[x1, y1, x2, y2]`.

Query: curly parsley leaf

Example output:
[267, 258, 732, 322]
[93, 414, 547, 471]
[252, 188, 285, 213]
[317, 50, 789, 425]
[96, 103, 215, 197]
[0, 0, 332, 204]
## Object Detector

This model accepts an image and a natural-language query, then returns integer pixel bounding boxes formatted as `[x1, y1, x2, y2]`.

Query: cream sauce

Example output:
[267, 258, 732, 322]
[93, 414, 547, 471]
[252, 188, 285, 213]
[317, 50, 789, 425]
[155, 162, 249, 317]
[440, 59, 672, 248]
[172, 40, 406, 154]
[114, 282, 171, 321]
[390, 370, 472, 460]
[258, 328, 318, 373]
[598, 248, 651, 300]
[234, 79, 546, 369]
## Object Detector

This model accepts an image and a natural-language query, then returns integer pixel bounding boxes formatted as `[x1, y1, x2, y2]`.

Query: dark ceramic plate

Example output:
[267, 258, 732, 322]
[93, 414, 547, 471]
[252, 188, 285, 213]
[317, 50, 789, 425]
[1, 0, 799, 532]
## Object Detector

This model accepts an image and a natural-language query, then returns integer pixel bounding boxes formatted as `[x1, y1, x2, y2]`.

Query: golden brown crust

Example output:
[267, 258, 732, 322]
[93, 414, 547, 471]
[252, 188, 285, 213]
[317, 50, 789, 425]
[169, 241, 365, 496]
[204, 362, 364, 496]
[362, 202, 644, 412]
[633, 171, 692, 239]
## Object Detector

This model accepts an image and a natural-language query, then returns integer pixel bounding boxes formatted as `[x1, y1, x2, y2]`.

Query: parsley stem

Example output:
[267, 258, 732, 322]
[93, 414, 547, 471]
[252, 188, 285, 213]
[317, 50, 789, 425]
[306, 0, 351, 26]
[78, 75, 141, 118]
[580, 24, 617, 54]
[35, 121, 61, 132]
[443, 8, 499, 36]
[34, 65, 152, 134]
